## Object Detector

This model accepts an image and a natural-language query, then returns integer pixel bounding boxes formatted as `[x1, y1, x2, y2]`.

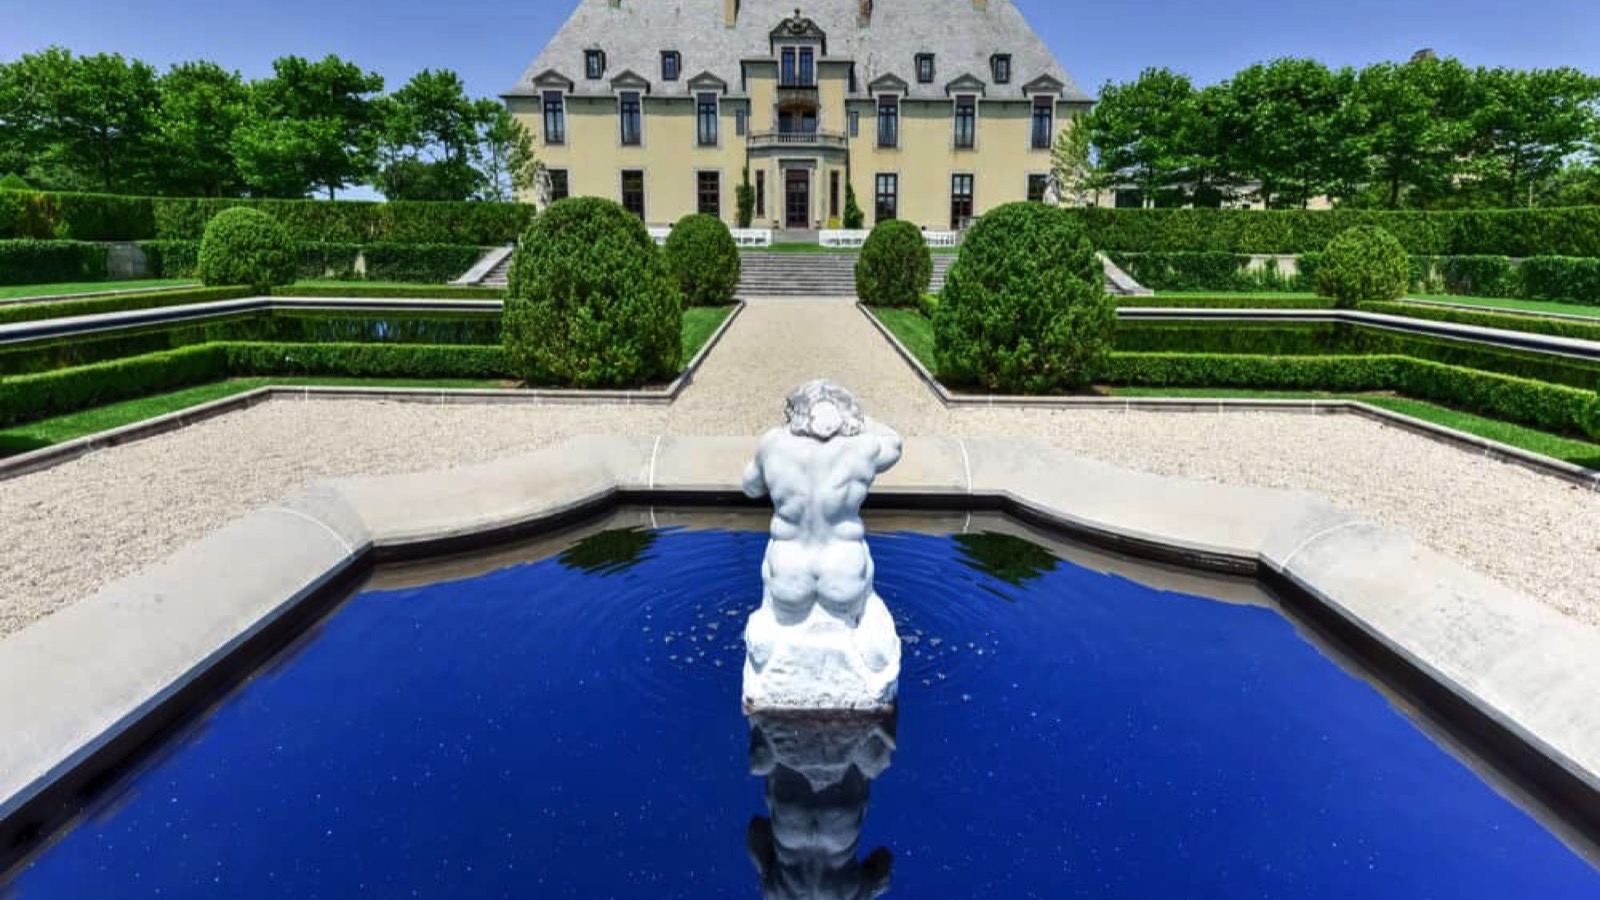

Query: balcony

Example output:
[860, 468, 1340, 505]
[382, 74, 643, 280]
[748, 129, 848, 150]
[776, 85, 819, 107]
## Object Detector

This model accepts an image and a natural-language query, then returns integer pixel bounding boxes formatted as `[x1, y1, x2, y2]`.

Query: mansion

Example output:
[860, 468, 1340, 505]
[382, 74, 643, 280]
[504, 0, 1092, 232]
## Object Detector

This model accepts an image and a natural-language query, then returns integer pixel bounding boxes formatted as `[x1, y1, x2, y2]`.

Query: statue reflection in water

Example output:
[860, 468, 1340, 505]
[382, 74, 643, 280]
[746, 713, 896, 900]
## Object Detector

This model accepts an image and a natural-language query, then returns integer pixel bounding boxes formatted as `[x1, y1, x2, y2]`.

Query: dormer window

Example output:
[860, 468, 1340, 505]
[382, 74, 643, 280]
[661, 51, 681, 82]
[991, 54, 1012, 84]
[585, 50, 606, 80]
[916, 53, 935, 84]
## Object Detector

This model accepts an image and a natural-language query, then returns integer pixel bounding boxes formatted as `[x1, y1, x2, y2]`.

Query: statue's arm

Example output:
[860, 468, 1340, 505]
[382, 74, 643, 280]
[867, 419, 903, 473]
[742, 445, 768, 499]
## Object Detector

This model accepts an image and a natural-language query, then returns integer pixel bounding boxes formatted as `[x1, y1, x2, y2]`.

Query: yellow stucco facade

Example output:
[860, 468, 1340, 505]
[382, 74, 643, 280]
[506, 1, 1092, 233]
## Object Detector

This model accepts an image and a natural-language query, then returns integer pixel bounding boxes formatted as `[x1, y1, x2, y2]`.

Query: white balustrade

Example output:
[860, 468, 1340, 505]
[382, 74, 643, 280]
[647, 226, 672, 245]
[819, 229, 870, 249]
[731, 228, 773, 247]
[922, 230, 960, 247]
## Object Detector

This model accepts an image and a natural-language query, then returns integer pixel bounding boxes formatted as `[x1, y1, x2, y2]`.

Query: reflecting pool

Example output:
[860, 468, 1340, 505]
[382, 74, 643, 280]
[6, 510, 1597, 898]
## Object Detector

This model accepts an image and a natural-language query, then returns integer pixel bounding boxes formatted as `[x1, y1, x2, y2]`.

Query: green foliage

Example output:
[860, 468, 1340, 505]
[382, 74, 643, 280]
[855, 219, 932, 307]
[1435, 255, 1516, 297]
[1358, 301, 1600, 342]
[231, 55, 385, 199]
[1086, 67, 1201, 205]
[1117, 294, 1335, 309]
[479, 107, 540, 203]
[503, 197, 682, 387]
[1100, 353, 1600, 438]
[271, 283, 501, 300]
[155, 61, 249, 197]
[138, 240, 201, 278]
[0, 240, 109, 285]
[197, 208, 297, 290]
[664, 214, 741, 306]
[736, 168, 756, 229]
[0, 286, 249, 326]
[843, 182, 865, 229]
[1315, 226, 1412, 306]
[1517, 257, 1600, 305]
[361, 243, 484, 283]
[0, 174, 30, 191]
[218, 342, 503, 378]
[1108, 252, 1310, 292]
[934, 202, 1115, 391]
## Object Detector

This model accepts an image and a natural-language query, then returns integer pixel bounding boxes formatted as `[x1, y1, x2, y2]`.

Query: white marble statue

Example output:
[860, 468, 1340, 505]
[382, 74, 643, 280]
[741, 380, 902, 712]
[747, 714, 896, 900]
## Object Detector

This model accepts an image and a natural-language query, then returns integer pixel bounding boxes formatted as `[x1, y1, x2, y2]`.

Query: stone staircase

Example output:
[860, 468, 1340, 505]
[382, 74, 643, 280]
[737, 252, 957, 297]
[458, 245, 1147, 298]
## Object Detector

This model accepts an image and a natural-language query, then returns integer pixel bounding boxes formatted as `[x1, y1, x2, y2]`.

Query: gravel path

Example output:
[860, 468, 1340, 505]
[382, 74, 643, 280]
[2, 298, 1596, 637]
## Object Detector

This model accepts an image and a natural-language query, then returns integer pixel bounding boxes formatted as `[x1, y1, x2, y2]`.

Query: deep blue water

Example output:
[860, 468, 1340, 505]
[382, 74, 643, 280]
[7, 523, 1598, 899]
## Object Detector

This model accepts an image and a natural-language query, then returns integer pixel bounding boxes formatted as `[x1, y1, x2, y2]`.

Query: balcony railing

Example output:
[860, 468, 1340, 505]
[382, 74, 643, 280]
[748, 129, 848, 149]
[776, 86, 819, 107]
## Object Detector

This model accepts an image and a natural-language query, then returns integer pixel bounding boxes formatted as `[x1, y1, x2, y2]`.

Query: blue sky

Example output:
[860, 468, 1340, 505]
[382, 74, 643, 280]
[6, 0, 1598, 101]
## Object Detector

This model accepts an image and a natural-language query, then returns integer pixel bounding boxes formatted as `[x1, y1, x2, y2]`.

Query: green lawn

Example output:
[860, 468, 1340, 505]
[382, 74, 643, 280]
[0, 279, 197, 301]
[865, 308, 1599, 469]
[683, 305, 735, 360]
[0, 376, 504, 456]
[0, 309, 737, 457]
[1408, 294, 1600, 320]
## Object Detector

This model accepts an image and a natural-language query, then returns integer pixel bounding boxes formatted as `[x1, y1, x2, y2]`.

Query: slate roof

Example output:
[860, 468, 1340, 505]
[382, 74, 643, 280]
[508, 0, 1089, 101]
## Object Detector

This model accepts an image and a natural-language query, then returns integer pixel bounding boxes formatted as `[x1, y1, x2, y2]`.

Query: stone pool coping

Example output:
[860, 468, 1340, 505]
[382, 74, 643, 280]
[3, 435, 1600, 862]
[858, 303, 1600, 491]
[0, 301, 745, 482]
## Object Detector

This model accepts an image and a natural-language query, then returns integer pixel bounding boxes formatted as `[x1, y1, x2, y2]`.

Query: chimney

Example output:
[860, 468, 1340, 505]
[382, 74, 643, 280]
[725, 0, 739, 27]
[972, 0, 988, 9]
[858, 0, 873, 26]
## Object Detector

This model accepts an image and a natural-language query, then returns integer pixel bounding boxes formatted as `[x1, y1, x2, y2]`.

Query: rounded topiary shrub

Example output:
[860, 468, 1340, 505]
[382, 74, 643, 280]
[856, 219, 932, 306]
[664, 213, 741, 306]
[503, 196, 682, 387]
[1316, 225, 1411, 308]
[932, 202, 1114, 393]
[197, 207, 296, 291]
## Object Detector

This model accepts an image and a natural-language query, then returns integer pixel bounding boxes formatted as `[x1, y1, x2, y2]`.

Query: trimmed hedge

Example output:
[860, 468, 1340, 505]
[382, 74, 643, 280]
[271, 283, 502, 300]
[1098, 352, 1600, 438]
[0, 342, 508, 426]
[146, 240, 485, 283]
[663, 215, 741, 306]
[856, 219, 933, 307]
[1517, 257, 1600, 306]
[138, 240, 201, 279]
[1064, 206, 1600, 257]
[0, 240, 110, 285]
[1115, 294, 1335, 309]
[1316, 226, 1411, 307]
[0, 285, 251, 326]
[1359, 301, 1600, 342]
[0, 190, 533, 244]
[198, 208, 297, 291]
[503, 197, 683, 388]
[1108, 252, 1310, 293]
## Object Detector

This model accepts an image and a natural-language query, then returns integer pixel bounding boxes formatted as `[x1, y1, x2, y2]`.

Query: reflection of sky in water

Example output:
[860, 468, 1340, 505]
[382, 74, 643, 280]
[7, 527, 1597, 899]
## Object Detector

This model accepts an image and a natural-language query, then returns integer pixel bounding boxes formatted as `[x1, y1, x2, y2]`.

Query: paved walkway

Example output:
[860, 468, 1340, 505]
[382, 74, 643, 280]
[1, 297, 1596, 637]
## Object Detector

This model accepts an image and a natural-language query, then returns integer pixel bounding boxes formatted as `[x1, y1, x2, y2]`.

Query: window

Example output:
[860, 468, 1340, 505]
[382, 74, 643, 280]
[950, 174, 974, 230]
[661, 51, 681, 82]
[621, 170, 645, 218]
[1027, 173, 1050, 203]
[697, 93, 719, 146]
[736, 108, 747, 137]
[547, 169, 570, 203]
[585, 50, 605, 80]
[877, 96, 898, 149]
[780, 48, 796, 86]
[954, 96, 976, 149]
[1031, 97, 1054, 149]
[830, 171, 840, 219]
[756, 170, 766, 218]
[991, 54, 1012, 84]
[848, 110, 860, 138]
[799, 48, 815, 86]
[542, 91, 566, 145]
[916, 53, 935, 84]
[697, 171, 720, 217]
[619, 92, 641, 145]
[1114, 189, 1143, 209]
[874, 173, 898, 223]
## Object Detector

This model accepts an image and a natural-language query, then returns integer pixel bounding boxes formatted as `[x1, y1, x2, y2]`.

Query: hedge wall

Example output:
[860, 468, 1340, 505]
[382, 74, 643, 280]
[1098, 353, 1600, 438]
[0, 240, 110, 285]
[0, 190, 533, 244]
[0, 285, 252, 326]
[270, 283, 503, 300]
[0, 342, 508, 425]
[1067, 207, 1600, 257]
[0, 311, 501, 376]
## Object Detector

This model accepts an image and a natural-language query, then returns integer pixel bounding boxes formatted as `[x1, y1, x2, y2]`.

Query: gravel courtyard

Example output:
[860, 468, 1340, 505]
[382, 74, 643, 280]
[2, 297, 1595, 637]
